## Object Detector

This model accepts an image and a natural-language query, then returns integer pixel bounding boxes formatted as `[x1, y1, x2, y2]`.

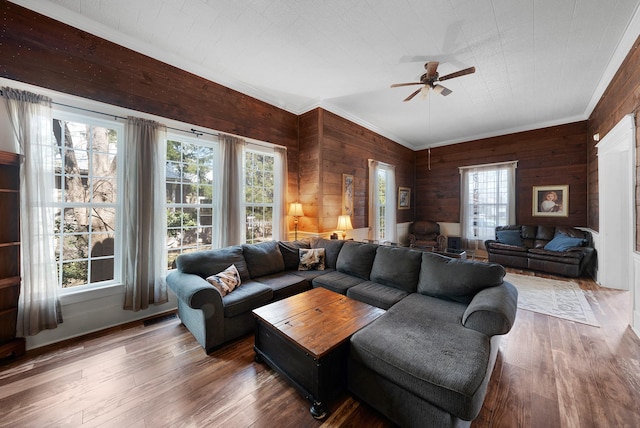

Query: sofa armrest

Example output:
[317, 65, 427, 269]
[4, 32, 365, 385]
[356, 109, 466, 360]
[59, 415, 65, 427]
[166, 270, 223, 310]
[462, 281, 518, 337]
[484, 239, 497, 248]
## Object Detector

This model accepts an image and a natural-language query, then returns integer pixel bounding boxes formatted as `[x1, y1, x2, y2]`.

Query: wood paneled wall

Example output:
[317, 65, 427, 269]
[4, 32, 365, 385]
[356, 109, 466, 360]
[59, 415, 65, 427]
[299, 109, 415, 233]
[0, 0, 299, 201]
[415, 122, 589, 227]
[587, 35, 640, 250]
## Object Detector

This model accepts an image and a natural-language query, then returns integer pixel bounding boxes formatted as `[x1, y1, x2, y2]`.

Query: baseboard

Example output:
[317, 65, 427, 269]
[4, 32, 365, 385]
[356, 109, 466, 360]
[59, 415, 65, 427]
[633, 311, 640, 339]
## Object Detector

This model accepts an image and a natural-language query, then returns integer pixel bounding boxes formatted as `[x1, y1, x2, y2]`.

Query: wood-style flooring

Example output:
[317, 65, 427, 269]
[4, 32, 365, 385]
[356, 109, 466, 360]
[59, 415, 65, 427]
[0, 270, 639, 427]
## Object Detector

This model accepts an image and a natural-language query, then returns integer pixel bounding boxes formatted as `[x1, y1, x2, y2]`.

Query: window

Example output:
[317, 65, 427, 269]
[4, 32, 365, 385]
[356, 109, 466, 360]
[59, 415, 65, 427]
[166, 136, 217, 268]
[368, 160, 397, 243]
[460, 162, 517, 249]
[377, 170, 388, 240]
[52, 114, 121, 289]
[244, 148, 275, 244]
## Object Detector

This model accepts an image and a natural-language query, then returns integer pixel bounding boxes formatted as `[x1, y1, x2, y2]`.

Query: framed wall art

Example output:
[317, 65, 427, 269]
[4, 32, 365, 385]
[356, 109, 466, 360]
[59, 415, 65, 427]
[398, 187, 411, 210]
[532, 185, 568, 217]
[342, 174, 354, 216]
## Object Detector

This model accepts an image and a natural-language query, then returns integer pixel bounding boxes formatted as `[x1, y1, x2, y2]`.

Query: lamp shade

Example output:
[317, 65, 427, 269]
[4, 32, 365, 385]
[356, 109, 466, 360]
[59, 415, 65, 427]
[288, 202, 304, 217]
[336, 214, 353, 231]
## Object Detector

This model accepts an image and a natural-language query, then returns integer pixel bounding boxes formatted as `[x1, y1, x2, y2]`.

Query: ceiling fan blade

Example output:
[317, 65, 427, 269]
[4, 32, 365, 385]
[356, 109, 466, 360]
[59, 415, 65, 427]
[434, 84, 452, 96]
[438, 66, 476, 81]
[403, 88, 423, 102]
[425, 61, 439, 78]
[391, 82, 423, 88]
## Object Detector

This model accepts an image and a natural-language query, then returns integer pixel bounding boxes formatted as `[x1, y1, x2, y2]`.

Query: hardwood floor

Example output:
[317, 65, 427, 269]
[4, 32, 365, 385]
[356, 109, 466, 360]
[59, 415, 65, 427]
[0, 271, 638, 427]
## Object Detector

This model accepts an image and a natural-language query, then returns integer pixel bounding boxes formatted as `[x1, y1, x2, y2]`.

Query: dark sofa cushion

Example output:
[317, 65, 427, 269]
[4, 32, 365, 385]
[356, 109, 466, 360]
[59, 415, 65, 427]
[278, 239, 310, 270]
[312, 270, 365, 294]
[176, 245, 250, 281]
[346, 281, 409, 309]
[311, 238, 345, 269]
[242, 241, 284, 278]
[252, 272, 311, 301]
[221, 280, 273, 318]
[486, 242, 528, 253]
[370, 246, 422, 292]
[496, 229, 524, 247]
[418, 252, 506, 304]
[336, 241, 378, 280]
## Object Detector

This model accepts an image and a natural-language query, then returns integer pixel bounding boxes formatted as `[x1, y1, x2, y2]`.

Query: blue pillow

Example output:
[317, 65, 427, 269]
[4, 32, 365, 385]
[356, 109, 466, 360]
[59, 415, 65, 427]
[496, 230, 524, 247]
[544, 233, 586, 252]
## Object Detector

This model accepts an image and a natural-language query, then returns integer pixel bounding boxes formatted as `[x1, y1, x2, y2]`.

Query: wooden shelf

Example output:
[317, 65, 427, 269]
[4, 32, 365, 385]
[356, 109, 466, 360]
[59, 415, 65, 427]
[0, 242, 20, 248]
[0, 276, 20, 289]
[0, 151, 22, 363]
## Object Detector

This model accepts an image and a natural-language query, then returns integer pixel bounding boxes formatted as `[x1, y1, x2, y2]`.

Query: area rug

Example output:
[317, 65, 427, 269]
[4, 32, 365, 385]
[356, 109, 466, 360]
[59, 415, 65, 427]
[504, 272, 600, 327]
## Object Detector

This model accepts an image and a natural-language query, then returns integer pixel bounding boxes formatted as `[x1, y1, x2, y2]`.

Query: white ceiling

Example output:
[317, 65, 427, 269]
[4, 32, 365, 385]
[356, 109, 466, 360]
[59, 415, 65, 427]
[12, 0, 640, 150]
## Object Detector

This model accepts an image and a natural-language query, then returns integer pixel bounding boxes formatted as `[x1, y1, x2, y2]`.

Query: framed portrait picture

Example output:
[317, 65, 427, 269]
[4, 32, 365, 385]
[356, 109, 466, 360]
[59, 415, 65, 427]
[533, 185, 568, 217]
[342, 174, 354, 216]
[398, 187, 411, 210]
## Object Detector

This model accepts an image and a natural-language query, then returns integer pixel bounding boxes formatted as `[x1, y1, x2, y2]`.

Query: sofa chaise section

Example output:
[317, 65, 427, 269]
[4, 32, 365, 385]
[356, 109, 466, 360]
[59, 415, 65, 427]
[348, 252, 517, 428]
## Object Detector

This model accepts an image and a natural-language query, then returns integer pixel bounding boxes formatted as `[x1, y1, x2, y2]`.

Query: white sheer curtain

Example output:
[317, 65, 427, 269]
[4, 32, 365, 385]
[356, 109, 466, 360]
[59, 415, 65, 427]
[274, 146, 288, 241]
[122, 117, 168, 311]
[368, 159, 397, 242]
[2, 87, 61, 336]
[219, 133, 244, 247]
[460, 161, 517, 251]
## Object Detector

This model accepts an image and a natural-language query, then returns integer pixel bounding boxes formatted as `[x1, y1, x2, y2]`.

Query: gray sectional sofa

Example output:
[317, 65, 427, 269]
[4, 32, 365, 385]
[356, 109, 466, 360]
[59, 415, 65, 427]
[167, 237, 518, 427]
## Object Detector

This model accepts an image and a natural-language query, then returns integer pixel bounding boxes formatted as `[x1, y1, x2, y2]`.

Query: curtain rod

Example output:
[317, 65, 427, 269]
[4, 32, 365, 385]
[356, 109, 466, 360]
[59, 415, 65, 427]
[0, 88, 285, 150]
[458, 160, 518, 172]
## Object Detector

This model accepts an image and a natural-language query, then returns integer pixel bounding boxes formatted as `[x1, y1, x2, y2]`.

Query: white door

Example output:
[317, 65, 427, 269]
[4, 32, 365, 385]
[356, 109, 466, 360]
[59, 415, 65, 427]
[596, 114, 635, 290]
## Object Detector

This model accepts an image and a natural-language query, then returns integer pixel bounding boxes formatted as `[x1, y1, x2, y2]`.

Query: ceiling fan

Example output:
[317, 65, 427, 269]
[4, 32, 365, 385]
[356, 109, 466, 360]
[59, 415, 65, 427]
[391, 61, 476, 102]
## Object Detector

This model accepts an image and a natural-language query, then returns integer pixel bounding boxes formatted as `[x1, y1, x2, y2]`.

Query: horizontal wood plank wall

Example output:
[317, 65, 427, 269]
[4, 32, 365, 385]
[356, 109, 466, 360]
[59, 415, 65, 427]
[415, 122, 589, 227]
[318, 110, 414, 233]
[587, 35, 640, 250]
[0, 0, 299, 202]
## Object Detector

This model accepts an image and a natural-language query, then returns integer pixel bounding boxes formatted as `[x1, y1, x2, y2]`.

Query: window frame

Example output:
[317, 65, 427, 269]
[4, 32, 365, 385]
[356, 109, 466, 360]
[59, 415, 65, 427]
[460, 161, 517, 248]
[243, 143, 281, 244]
[165, 133, 219, 267]
[51, 109, 124, 294]
[368, 160, 396, 243]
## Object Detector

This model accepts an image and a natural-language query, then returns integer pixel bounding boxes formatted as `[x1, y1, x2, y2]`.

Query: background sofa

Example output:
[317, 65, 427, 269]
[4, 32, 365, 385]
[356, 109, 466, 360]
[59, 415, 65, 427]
[484, 225, 595, 277]
[167, 238, 518, 427]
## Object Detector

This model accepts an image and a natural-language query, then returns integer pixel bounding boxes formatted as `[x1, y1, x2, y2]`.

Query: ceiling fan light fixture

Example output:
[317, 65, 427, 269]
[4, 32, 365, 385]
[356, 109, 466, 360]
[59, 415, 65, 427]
[391, 62, 474, 101]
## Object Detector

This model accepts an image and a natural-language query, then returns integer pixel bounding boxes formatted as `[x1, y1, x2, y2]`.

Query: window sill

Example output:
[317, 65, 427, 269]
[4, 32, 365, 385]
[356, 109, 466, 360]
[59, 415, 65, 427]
[59, 283, 124, 306]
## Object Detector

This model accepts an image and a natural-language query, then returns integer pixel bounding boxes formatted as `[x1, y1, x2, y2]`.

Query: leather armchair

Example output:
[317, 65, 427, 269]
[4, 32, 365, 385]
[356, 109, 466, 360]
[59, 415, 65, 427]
[409, 221, 446, 251]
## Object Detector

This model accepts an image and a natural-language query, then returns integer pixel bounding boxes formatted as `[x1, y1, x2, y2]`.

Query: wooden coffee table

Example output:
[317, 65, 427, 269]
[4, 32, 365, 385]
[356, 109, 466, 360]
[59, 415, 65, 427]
[252, 287, 385, 419]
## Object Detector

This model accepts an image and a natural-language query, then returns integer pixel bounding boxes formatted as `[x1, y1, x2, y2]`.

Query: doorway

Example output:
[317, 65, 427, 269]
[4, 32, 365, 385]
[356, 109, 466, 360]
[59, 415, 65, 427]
[596, 114, 635, 290]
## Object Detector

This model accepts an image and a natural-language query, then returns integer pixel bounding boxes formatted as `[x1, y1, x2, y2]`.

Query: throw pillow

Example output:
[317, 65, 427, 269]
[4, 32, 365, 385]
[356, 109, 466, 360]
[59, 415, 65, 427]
[279, 240, 311, 270]
[206, 264, 241, 296]
[544, 233, 586, 252]
[496, 229, 524, 247]
[298, 248, 326, 271]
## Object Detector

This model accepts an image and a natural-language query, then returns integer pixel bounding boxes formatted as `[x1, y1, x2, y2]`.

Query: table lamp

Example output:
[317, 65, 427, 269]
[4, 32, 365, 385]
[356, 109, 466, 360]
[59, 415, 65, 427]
[336, 214, 353, 240]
